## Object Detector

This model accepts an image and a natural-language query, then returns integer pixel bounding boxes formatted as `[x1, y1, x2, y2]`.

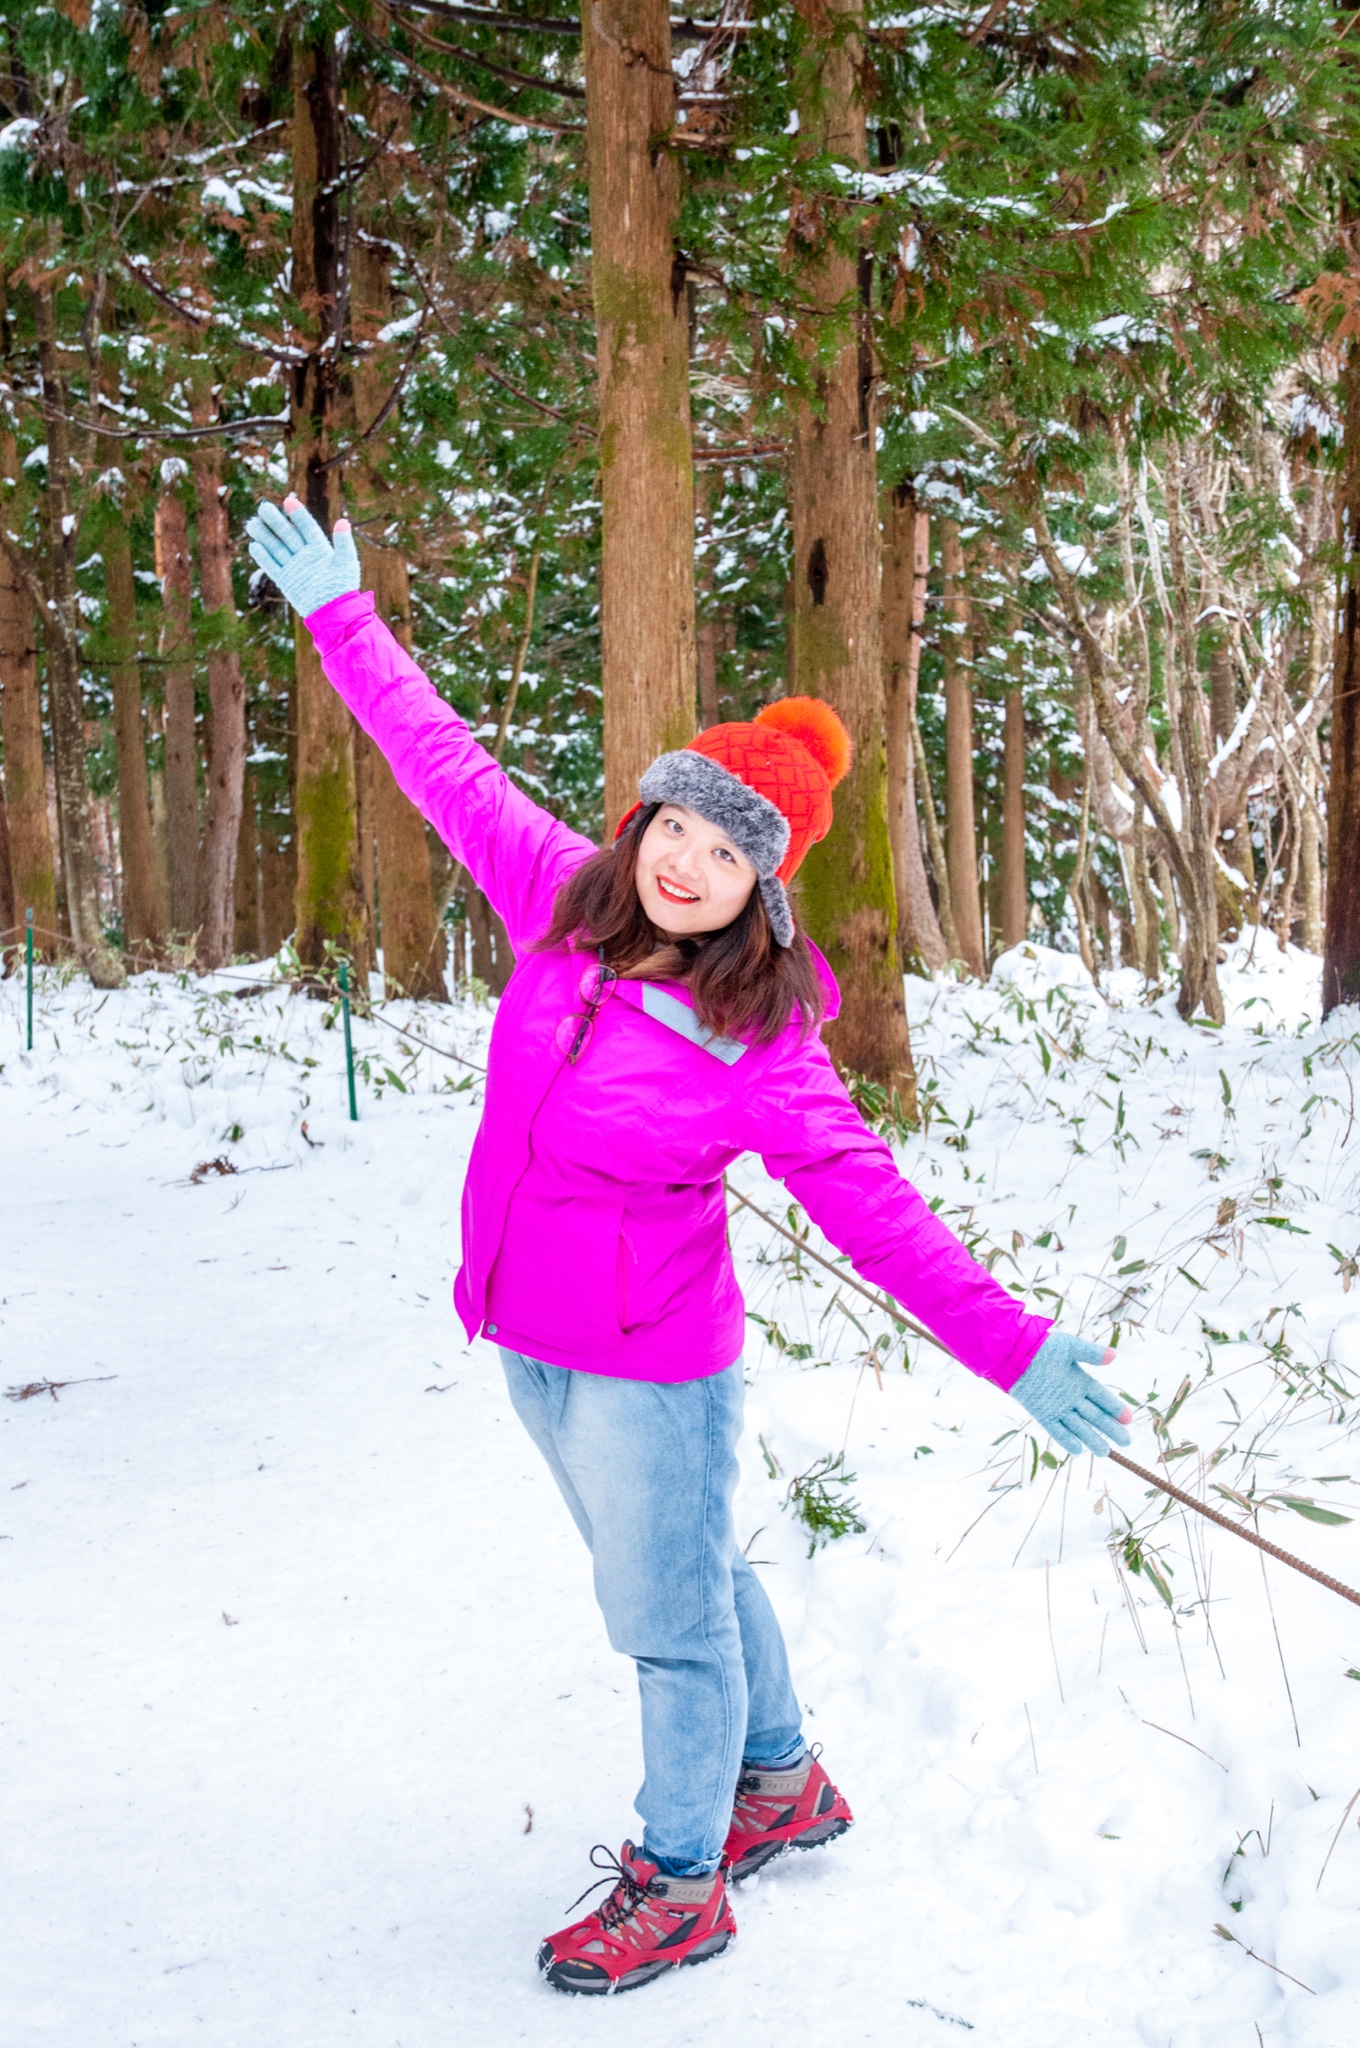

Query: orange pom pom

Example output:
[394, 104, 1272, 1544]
[755, 696, 852, 788]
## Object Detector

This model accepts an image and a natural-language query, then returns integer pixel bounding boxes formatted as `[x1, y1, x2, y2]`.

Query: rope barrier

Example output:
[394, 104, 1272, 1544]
[0, 921, 75, 948]
[1106, 1451, 1360, 1610]
[2, 941, 492, 1072]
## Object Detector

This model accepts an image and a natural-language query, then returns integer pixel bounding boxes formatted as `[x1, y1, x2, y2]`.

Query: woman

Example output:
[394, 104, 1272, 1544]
[246, 497, 1132, 1998]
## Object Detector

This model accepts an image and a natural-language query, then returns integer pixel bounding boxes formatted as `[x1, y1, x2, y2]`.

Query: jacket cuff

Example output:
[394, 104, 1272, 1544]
[989, 1321, 1051, 1394]
[305, 589, 375, 648]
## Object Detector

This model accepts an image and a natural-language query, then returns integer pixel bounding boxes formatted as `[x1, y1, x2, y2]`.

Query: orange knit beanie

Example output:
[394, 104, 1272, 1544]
[616, 697, 852, 945]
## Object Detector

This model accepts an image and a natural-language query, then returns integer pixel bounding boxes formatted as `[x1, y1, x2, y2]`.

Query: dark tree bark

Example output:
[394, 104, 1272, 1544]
[154, 484, 199, 938]
[1209, 643, 1236, 747]
[1326, 327, 1360, 1014]
[259, 677, 296, 958]
[101, 517, 163, 959]
[234, 764, 260, 958]
[786, 0, 915, 1107]
[583, 0, 697, 828]
[0, 440, 56, 953]
[941, 520, 985, 977]
[32, 280, 121, 985]
[467, 881, 513, 995]
[0, 740, 13, 954]
[290, 32, 368, 980]
[1001, 675, 1027, 950]
[354, 723, 377, 961]
[192, 391, 247, 969]
[697, 616, 721, 730]
[362, 543, 449, 999]
[882, 485, 946, 971]
[348, 236, 447, 1000]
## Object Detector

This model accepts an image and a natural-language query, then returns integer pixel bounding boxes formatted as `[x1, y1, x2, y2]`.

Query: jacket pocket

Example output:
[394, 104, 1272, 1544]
[617, 1224, 635, 1334]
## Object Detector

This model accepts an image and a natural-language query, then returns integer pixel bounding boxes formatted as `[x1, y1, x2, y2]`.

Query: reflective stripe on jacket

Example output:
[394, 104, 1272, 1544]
[307, 590, 1051, 1389]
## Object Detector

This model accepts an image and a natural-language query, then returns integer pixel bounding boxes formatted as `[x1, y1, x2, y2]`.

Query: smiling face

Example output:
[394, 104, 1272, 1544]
[634, 803, 759, 938]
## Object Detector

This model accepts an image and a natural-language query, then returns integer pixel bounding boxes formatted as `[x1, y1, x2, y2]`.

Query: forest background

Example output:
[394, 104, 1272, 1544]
[2, 0, 1360, 1109]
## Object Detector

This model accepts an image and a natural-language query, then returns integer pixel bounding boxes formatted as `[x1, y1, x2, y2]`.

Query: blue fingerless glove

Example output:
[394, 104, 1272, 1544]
[245, 497, 361, 619]
[1011, 1332, 1132, 1458]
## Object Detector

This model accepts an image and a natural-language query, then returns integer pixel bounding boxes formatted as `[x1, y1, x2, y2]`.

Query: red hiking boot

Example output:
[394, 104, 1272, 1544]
[538, 1842, 736, 1996]
[722, 1749, 853, 1882]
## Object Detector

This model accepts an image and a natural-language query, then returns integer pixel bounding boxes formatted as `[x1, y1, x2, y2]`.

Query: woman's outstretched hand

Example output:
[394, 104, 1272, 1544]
[1010, 1333, 1133, 1458]
[245, 496, 361, 619]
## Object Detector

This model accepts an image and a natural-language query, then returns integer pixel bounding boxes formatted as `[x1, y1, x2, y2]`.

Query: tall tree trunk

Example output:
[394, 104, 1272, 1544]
[257, 673, 296, 957]
[192, 394, 247, 969]
[882, 485, 946, 971]
[467, 881, 513, 996]
[0, 454, 56, 954]
[234, 764, 260, 958]
[1300, 735, 1324, 955]
[582, 0, 697, 828]
[348, 235, 446, 1000]
[1001, 673, 1027, 951]
[941, 521, 985, 976]
[360, 543, 449, 999]
[1111, 424, 1163, 983]
[101, 517, 162, 960]
[1163, 439, 1223, 1022]
[1272, 781, 1300, 945]
[144, 689, 171, 923]
[785, 0, 914, 1106]
[696, 616, 721, 729]
[261, 813, 295, 957]
[1327, 324, 1360, 1013]
[290, 32, 368, 981]
[0, 753, 13, 956]
[32, 280, 121, 985]
[154, 483, 198, 938]
[354, 726, 377, 959]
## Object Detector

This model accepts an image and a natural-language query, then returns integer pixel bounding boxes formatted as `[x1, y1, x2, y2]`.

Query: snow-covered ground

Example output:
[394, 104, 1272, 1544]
[3, 938, 1359, 2047]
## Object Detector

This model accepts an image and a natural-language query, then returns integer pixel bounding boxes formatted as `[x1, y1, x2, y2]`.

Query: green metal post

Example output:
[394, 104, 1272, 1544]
[338, 958, 358, 1122]
[25, 908, 33, 1052]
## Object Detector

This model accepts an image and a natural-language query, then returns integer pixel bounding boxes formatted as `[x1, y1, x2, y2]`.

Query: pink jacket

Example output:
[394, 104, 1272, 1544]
[308, 591, 1051, 1389]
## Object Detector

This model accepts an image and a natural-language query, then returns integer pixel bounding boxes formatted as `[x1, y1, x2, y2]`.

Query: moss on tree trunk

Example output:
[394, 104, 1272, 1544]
[786, 0, 915, 1107]
[289, 33, 368, 983]
[98, 510, 163, 962]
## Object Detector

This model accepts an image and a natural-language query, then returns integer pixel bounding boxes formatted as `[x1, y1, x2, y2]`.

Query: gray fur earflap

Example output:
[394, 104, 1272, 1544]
[759, 875, 795, 948]
[638, 752, 790, 878]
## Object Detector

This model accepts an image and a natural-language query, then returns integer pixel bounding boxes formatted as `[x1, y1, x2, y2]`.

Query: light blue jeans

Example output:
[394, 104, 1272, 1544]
[499, 1349, 805, 1876]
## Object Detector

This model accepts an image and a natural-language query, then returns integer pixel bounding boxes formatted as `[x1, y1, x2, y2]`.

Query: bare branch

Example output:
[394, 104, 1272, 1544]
[1025, 478, 1197, 903]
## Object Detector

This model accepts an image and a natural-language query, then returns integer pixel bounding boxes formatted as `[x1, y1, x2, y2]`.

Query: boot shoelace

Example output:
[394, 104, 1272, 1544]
[565, 1845, 662, 1932]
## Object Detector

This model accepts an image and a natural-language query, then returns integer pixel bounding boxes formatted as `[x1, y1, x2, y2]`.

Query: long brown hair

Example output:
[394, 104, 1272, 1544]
[536, 805, 825, 1046]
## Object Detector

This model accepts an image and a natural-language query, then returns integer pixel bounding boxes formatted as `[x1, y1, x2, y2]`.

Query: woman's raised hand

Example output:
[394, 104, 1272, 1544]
[245, 496, 361, 620]
[1010, 1332, 1133, 1458]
